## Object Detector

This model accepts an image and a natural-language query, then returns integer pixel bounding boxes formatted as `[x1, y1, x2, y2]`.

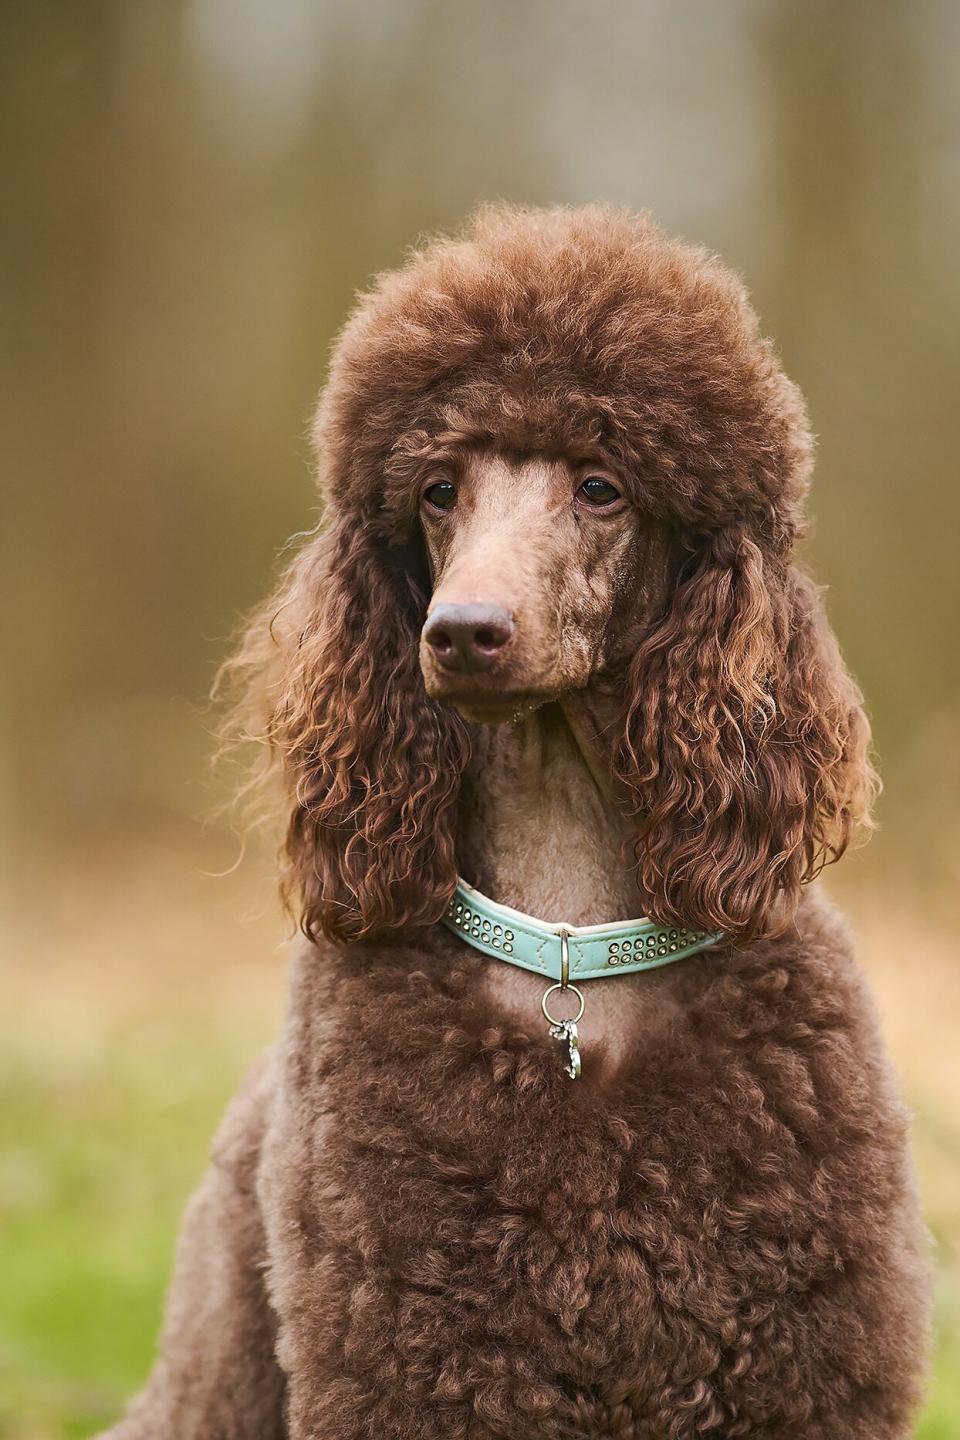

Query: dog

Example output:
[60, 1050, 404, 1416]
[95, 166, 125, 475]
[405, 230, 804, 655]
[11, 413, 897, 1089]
[103, 205, 930, 1439]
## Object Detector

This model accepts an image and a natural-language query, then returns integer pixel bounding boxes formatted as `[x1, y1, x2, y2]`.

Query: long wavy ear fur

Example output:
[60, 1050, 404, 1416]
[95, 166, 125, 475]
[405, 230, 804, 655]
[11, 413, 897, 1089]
[222, 518, 470, 942]
[615, 528, 877, 941]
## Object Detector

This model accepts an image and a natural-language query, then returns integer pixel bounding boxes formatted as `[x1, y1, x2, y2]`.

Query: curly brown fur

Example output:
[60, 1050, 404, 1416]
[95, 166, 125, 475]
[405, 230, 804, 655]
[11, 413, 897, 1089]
[257, 900, 928, 1439]
[616, 532, 874, 940]
[104, 206, 928, 1440]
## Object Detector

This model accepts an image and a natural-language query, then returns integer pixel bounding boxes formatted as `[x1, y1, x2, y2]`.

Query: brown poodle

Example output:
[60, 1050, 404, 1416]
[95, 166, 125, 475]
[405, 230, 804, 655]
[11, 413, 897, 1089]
[102, 206, 931, 1439]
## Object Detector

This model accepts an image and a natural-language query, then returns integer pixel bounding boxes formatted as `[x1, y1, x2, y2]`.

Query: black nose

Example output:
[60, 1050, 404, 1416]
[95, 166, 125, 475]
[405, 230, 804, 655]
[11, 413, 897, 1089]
[422, 602, 515, 673]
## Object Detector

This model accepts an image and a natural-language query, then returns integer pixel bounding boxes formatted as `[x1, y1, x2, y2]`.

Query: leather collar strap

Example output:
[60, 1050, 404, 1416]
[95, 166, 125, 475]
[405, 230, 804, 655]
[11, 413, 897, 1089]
[442, 878, 723, 980]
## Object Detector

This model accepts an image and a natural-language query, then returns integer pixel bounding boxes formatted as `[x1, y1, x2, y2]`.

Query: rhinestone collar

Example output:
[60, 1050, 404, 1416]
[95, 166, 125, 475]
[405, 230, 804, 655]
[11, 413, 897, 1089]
[442, 878, 722, 981]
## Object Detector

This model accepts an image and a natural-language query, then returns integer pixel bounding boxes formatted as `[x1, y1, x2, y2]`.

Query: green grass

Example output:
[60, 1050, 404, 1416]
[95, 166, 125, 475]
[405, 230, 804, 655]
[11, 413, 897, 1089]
[0, 1025, 264, 1438]
[922, 1279, 960, 1439]
[0, 1038, 957, 1438]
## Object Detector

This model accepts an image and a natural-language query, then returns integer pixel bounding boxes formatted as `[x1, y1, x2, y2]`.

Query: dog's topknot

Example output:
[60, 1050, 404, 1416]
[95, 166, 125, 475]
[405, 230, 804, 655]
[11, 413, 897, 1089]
[314, 204, 812, 553]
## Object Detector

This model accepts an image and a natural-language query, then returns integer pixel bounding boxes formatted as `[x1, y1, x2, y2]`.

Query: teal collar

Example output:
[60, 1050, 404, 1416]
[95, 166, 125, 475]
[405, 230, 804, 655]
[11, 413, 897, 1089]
[442, 878, 722, 982]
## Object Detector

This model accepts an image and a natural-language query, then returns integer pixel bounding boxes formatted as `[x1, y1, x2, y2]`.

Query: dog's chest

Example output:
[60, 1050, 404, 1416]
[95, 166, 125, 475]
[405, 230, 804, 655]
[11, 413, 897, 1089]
[263, 944, 847, 1439]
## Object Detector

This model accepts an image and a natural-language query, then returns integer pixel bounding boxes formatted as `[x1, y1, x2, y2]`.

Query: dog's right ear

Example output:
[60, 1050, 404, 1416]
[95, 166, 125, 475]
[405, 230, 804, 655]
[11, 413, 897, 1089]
[225, 515, 470, 943]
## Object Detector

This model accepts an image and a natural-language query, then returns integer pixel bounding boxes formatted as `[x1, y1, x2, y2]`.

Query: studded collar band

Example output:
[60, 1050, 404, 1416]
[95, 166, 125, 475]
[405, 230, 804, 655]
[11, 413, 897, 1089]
[442, 878, 723, 982]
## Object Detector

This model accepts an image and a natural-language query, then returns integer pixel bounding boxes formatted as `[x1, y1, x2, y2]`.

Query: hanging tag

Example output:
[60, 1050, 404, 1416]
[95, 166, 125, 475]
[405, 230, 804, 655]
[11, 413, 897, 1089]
[548, 1016, 582, 1079]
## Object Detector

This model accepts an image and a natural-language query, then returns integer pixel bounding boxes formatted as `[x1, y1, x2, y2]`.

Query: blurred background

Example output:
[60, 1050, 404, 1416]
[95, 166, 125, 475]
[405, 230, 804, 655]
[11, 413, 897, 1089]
[1, 1, 958, 1434]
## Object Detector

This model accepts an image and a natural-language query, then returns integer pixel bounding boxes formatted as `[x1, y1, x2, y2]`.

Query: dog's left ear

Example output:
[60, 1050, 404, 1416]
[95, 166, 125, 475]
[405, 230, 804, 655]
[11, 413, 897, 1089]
[614, 526, 876, 941]
[227, 515, 470, 943]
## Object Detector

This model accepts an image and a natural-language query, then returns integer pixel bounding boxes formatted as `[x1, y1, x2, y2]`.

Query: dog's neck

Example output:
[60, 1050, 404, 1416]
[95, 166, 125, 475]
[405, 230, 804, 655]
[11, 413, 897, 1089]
[456, 688, 687, 1082]
[457, 687, 646, 926]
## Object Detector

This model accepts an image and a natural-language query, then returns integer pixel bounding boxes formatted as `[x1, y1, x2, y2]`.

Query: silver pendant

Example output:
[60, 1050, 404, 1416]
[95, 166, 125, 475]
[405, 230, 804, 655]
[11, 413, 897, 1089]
[548, 1017, 582, 1080]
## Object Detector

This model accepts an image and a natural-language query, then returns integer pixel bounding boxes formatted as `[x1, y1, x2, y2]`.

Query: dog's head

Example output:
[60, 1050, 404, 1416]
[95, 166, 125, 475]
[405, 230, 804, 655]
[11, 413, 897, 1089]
[228, 205, 874, 944]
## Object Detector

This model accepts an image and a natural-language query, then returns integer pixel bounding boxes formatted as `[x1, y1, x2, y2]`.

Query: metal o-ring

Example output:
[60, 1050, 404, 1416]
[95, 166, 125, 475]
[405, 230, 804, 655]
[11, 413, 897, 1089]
[541, 982, 585, 1026]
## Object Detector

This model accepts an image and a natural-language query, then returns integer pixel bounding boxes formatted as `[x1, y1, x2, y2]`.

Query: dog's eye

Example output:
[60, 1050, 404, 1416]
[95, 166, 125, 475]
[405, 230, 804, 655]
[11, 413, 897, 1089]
[578, 476, 622, 506]
[423, 480, 458, 512]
